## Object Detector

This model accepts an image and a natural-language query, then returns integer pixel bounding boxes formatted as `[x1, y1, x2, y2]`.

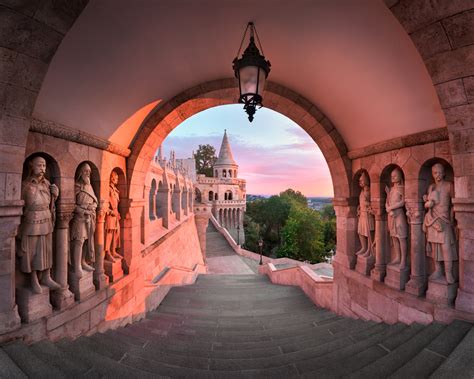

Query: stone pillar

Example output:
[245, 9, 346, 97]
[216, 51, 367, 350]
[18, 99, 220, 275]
[195, 209, 210, 264]
[454, 199, 474, 313]
[333, 198, 358, 269]
[405, 201, 427, 297]
[174, 187, 182, 221]
[0, 201, 22, 334]
[50, 203, 75, 310]
[371, 200, 387, 281]
[149, 185, 156, 220]
[157, 188, 170, 228]
[121, 199, 145, 273]
[93, 202, 108, 290]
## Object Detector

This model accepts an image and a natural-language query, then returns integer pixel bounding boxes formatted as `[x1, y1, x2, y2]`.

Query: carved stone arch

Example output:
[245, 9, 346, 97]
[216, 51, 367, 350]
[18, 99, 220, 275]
[128, 79, 351, 203]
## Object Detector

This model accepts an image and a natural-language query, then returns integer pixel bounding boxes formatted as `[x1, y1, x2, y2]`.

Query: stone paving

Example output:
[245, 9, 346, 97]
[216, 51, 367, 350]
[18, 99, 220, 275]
[206, 224, 255, 275]
[1, 274, 473, 377]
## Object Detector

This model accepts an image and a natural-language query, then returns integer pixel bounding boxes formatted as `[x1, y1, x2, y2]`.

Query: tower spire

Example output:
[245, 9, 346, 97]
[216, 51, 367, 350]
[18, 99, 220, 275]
[215, 129, 237, 166]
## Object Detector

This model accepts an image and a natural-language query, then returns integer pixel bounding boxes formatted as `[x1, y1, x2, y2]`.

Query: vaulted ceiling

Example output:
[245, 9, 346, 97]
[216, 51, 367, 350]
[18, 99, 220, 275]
[33, 0, 445, 151]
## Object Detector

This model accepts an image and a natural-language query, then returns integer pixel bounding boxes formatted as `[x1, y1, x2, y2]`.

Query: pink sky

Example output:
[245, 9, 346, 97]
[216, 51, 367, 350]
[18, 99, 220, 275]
[161, 105, 334, 197]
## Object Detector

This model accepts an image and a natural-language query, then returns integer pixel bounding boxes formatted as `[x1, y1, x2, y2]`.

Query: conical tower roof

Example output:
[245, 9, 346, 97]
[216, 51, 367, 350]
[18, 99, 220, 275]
[215, 130, 237, 167]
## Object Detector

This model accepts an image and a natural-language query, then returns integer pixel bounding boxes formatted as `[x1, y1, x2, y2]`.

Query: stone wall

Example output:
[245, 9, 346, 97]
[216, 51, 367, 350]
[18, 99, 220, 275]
[0, 118, 204, 343]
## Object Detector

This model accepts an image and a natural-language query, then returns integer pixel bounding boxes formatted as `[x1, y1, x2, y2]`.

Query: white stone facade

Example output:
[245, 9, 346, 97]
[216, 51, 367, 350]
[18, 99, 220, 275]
[195, 131, 246, 244]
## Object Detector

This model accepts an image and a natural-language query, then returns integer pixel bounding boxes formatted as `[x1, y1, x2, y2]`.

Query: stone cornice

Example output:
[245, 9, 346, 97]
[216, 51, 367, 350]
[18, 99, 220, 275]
[30, 118, 131, 158]
[347, 127, 449, 160]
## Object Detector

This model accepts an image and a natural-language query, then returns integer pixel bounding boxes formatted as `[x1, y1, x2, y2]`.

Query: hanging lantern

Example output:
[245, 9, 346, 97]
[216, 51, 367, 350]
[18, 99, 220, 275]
[232, 22, 271, 122]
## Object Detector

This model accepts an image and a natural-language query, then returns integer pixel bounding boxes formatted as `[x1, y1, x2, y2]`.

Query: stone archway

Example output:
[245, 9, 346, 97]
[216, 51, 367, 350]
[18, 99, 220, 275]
[128, 79, 351, 201]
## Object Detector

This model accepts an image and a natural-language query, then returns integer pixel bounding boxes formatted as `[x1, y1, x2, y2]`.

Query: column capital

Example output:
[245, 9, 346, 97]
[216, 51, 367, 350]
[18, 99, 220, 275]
[406, 201, 424, 225]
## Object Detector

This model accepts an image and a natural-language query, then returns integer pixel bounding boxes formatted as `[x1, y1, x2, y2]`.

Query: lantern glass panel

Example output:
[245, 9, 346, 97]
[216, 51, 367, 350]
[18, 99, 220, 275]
[239, 65, 259, 97]
[257, 67, 266, 96]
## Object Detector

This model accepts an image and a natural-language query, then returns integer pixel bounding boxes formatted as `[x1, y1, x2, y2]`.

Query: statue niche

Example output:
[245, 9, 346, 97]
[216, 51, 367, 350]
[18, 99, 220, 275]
[385, 168, 408, 270]
[103, 169, 125, 283]
[356, 172, 375, 259]
[423, 163, 457, 284]
[70, 163, 98, 278]
[18, 156, 61, 294]
[105, 170, 122, 263]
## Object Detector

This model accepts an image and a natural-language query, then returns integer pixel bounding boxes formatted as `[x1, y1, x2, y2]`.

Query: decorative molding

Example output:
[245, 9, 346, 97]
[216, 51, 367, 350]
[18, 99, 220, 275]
[30, 118, 131, 158]
[348, 127, 449, 160]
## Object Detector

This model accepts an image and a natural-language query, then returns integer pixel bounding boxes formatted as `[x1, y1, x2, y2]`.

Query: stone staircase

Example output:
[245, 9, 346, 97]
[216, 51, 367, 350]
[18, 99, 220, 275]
[1, 274, 473, 378]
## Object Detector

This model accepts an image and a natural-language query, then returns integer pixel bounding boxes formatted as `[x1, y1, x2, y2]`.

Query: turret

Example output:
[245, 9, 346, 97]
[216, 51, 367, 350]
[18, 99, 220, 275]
[214, 130, 238, 179]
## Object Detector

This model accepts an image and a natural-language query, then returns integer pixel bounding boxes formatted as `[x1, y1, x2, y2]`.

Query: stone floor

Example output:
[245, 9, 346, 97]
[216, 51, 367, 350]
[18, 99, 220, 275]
[1, 274, 473, 377]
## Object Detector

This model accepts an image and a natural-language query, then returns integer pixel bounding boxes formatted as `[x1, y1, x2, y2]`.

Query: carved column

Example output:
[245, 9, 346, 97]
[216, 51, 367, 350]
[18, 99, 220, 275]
[51, 203, 75, 309]
[150, 186, 156, 220]
[0, 201, 22, 334]
[157, 187, 170, 228]
[371, 200, 387, 281]
[121, 199, 145, 273]
[93, 202, 108, 290]
[454, 199, 474, 313]
[405, 201, 426, 297]
[174, 186, 182, 221]
[333, 197, 358, 270]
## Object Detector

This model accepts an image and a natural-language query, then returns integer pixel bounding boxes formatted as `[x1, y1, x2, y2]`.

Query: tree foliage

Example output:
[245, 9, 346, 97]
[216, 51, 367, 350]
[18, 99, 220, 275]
[194, 144, 217, 177]
[244, 189, 336, 263]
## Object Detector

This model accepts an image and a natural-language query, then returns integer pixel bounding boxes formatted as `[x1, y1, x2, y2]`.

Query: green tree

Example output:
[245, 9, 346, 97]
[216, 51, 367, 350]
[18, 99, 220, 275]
[277, 205, 328, 263]
[242, 215, 261, 252]
[194, 144, 217, 177]
[320, 204, 336, 253]
[279, 188, 307, 207]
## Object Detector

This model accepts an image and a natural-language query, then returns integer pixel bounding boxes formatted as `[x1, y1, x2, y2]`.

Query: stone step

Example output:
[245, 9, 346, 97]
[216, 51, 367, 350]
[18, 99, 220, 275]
[430, 326, 474, 379]
[29, 339, 93, 377]
[347, 323, 446, 378]
[55, 338, 160, 378]
[295, 323, 411, 375]
[3, 264, 473, 377]
[0, 348, 27, 378]
[389, 320, 473, 378]
[2, 341, 65, 378]
[120, 353, 301, 378]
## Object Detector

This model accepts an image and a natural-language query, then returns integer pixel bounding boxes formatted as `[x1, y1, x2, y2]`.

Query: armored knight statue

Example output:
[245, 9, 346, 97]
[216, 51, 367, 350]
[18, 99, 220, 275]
[70, 163, 97, 278]
[19, 156, 61, 294]
[356, 172, 375, 258]
[385, 168, 408, 269]
[105, 170, 121, 262]
[423, 163, 457, 284]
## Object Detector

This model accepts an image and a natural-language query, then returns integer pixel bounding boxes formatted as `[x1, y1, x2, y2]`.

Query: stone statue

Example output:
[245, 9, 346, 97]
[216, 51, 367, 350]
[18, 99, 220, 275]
[18, 156, 61, 294]
[356, 172, 375, 258]
[105, 171, 121, 262]
[70, 163, 97, 278]
[423, 163, 457, 284]
[385, 168, 408, 269]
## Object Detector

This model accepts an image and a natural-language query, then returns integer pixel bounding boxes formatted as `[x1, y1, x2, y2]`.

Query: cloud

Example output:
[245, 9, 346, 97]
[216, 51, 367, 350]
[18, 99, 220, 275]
[160, 111, 334, 197]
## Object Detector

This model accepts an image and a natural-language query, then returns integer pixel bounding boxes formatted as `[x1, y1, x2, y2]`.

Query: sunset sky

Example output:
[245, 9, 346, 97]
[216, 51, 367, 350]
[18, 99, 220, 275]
[161, 104, 333, 197]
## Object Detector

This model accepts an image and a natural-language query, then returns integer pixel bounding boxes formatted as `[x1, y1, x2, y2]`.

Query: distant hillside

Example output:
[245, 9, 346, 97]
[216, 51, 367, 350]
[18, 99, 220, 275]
[246, 194, 269, 202]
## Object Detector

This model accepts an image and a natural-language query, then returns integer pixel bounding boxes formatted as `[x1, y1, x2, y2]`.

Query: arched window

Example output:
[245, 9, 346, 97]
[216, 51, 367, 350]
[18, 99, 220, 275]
[208, 191, 214, 201]
[223, 170, 227, 178]
[215, 170, 218, 177]
[228, 170, 232, 178]
[215, 193, 218, 200]
[225, 190, 233, 201]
